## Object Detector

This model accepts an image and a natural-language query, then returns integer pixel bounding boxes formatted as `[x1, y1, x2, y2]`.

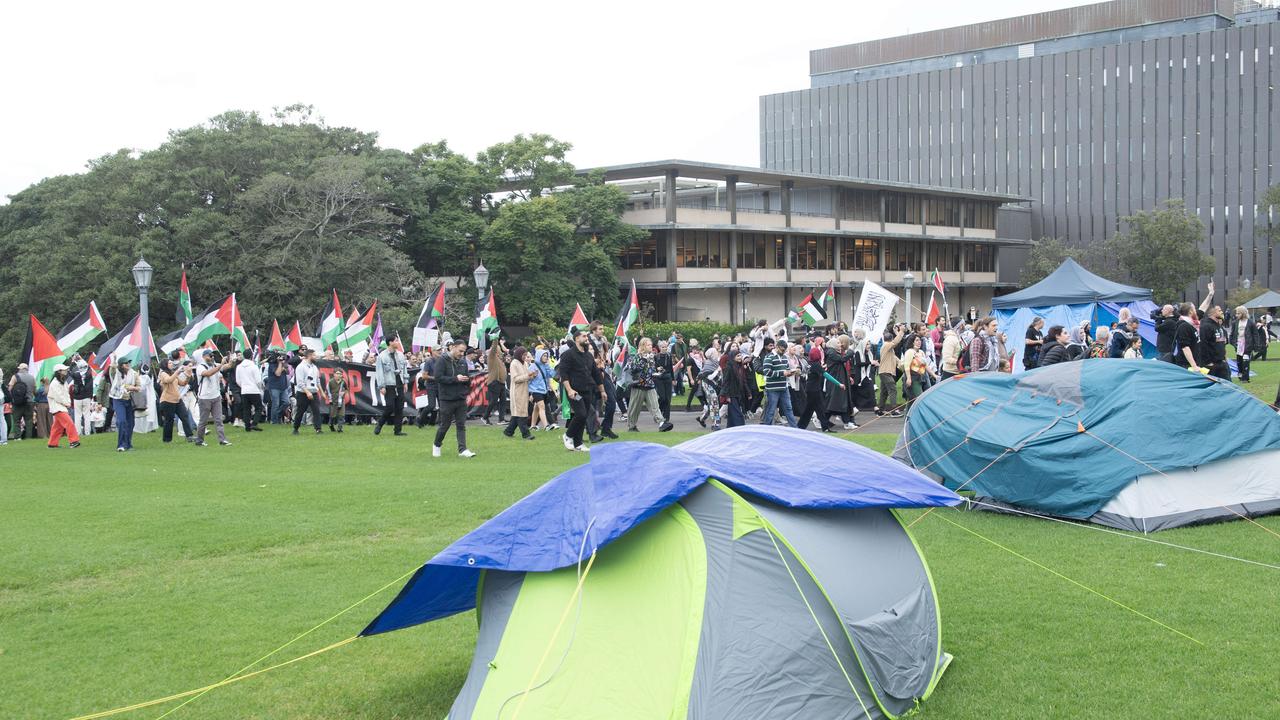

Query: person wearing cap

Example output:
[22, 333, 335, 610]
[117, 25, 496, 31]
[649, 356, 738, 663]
[7, 362, 36, 440]
[292, 348, 326, 435]
[45, 364, 80, 448]
[194, 349, 233, 447]
[107, 357, 142, 451]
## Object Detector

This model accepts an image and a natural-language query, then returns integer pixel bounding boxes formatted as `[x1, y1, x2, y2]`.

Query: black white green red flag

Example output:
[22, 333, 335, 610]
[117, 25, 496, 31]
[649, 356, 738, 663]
[412, 284, 446, 351]
[613, 279, 639, 340]
[20, 314, 66, 382]
[96, 314, 156, 369]
[56, 301, 107, 356]
[567, 303, 589, 336]
[177, 269, 193, 324]
[470, 290, 499, 346]
[268, 320, 287, 352]
[317, 290, 345, 348]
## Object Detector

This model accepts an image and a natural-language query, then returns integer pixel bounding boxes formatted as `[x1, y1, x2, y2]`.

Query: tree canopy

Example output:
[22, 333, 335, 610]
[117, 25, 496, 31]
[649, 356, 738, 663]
[0, 109, 635, 367]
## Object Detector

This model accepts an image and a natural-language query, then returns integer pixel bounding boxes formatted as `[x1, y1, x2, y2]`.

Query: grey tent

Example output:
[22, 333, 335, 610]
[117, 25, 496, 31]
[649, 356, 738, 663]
[1242, 290, 1280, 310]
[991, 258, 1152, 309]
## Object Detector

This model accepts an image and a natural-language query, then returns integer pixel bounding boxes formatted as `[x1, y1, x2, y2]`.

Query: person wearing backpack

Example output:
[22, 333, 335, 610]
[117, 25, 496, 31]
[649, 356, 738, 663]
[7, 362, 36, 440]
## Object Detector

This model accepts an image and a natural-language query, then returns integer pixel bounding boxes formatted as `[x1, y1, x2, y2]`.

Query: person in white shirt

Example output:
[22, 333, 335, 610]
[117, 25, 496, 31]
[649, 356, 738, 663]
[46, 364, 81, 449]
[292, 348, 326, 435]
[234, 355, 265, 432]
[194, 348, 232, 447]
[107, 358, 142, 452]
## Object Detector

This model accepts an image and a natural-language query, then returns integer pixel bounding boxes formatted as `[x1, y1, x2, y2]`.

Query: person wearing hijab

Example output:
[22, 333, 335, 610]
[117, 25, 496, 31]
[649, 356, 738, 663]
[503, 346, 537, 440]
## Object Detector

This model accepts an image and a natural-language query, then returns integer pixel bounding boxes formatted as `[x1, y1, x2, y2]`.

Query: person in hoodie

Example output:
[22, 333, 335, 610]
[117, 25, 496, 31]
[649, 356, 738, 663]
[1038, 325, 1073, 366]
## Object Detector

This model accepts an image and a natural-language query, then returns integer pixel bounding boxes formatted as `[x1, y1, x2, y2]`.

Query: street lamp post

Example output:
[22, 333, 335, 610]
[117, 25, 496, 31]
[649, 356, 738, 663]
[473, 262, 489, 355]
[131, 256, 153, 327]
[903, 271, 915, 326]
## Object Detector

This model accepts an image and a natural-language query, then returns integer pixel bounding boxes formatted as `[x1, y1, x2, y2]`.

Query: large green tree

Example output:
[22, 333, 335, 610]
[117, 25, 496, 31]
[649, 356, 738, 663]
[1106, 200, 1215, 303]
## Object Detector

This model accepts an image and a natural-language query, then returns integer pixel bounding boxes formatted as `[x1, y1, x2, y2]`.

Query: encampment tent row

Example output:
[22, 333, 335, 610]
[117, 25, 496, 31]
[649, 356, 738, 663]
[364, 427, 960, 719]
[894, 360, 1280, 532]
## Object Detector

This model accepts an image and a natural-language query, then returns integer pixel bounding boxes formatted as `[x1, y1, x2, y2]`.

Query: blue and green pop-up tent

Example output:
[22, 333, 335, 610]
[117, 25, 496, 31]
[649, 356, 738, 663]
[365, 426, 960, 719]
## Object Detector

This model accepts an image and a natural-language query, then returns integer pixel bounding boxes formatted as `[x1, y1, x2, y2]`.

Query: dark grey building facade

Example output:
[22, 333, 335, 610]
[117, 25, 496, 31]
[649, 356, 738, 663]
[760, 0, 1280, 295]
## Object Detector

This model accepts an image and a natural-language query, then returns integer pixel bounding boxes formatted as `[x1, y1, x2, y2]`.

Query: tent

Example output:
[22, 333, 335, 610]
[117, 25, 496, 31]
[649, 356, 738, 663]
[364, 426, 961, 719]
[991, 259, 1157, 371]
[893, 360, 1280, 532]
[1242, 289, 1280, 310]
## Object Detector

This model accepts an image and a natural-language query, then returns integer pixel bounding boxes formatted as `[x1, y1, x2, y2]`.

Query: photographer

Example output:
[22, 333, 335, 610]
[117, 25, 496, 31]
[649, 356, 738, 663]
[158, 357, 195, 443]
[194, 348, 232, 447]
[235, 353, 264, 432]
[291, 348, 325, 435]
[1152, 305, 1179, 362]
[265, 352, 291, 423]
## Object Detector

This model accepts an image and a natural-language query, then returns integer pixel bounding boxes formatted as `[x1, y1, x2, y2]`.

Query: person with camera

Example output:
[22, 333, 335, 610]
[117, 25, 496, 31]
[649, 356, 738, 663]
[193, 348, 232, 447]
[374, 336, 410, 436]
[107, 357, 142, 451]
[265, 353, 291, 424]
[235, 353, 265, 432]
[292, 347, 325, 435]
[158, 356, 195, 443]
[432, 339, 476, 458]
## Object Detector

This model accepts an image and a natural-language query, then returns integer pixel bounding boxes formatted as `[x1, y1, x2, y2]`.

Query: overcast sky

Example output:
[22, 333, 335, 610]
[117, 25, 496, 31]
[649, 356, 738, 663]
[2, 0, 1070, 201]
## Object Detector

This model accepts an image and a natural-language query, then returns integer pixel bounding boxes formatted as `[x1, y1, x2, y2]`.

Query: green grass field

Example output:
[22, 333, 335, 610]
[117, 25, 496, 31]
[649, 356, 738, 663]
[4, 357, 1280, 720]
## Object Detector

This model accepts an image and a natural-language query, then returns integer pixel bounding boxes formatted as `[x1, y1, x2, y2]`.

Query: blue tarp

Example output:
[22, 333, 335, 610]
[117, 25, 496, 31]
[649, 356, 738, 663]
[362, 426, 960, 635]
[901, 360, 1280, 520]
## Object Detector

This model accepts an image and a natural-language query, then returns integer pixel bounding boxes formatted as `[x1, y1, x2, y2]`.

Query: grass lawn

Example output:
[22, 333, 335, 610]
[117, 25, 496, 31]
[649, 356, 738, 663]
[4, 366, 1280, 719]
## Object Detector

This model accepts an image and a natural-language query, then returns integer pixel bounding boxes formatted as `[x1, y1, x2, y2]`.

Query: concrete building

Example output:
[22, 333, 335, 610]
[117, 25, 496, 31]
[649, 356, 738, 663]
[585, 160, 1031, 323]
[760, 0, 1280, 296]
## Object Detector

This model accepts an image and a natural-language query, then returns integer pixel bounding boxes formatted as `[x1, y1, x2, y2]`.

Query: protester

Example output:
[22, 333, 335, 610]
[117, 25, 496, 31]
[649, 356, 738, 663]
[374, 337, 409, 436]
[193, 349, 232, 447]
[823, 335, 858, 429]
[529, 348, 555, 431]
[1122, 335, 1143, 359]
[1228, 307, 1265, 383]
[901, 336, 937, 408]
[1088, 327, 1111, 359]
[0, 368, 8, 445]
[591, 346, 620, 440]
[502, 345, 537, 440]
[107, 358, 141, 451]
[796, 344, 836, 432]
[695, 348, 723, 430]
[968, 318, 1002, 372]
[876, 325, 906, 417]
[69, 357, 95, 437]
[266, 353, 291, 423]
[431, 339, 475, 457]
[292, 348, 325, 435]
[1038, 326, 1072, 366]
[556, 328, 595, 452]
[158, 357, 195, 443]
[1198, 305, 1230, 380]
[720, 348, 749, 428]
[1172, 303, 1203, 372]
[940, 325, 962, 379]
[482, 340, 508, 425]
[235, 353, 265, 432]
[849, 329, 878, 412]
[45, 364, 81, 449]
[1107, 318, 1138, 359]
[8, 363, 36, 440]
[654, 339, 675, 421]
[760, 339, 798, 428]
[1153, 304, 1179, 362]
[327, 364, 347, 432]
[625, 338, 672, 432]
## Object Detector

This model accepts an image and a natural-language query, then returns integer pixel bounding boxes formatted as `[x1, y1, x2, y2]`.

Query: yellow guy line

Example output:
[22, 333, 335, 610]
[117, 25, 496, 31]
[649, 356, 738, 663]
[930, 510, 1203, 646]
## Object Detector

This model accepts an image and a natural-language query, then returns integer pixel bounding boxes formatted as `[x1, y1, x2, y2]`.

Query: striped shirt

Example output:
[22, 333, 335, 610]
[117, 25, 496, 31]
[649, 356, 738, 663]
[761, 352, 790, 391]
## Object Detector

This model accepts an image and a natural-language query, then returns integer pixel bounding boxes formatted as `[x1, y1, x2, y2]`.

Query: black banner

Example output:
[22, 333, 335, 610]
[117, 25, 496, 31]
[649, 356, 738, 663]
[314, 360, 401, 416]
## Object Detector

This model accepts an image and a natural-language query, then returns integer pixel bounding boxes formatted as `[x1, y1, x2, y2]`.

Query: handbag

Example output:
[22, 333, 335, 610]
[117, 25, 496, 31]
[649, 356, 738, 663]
[130, 389, 148, 411]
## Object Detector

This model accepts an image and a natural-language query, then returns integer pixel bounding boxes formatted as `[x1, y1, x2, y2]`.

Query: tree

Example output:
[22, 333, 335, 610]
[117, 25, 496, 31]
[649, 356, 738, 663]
[477, 133, 575, 202]
[1107, 200, 1215, 303]
[1019, 236, 1085, 287]
[1262, 183, 1280, 246]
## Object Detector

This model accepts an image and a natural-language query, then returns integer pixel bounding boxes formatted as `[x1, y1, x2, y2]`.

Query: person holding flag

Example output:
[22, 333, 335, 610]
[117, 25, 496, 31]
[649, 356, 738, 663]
[193, 348, 233, 447]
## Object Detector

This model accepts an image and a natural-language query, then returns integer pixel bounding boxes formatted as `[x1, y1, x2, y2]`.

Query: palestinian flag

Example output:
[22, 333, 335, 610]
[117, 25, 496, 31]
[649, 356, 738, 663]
[819, 281, 836, 310]
[795, 293, 827, 325]
[268, 319, 287, 352]
[930, 269, 946, 296]
[611, 336, 632, 381]
[230, 294, 250, 351]
[96, 314, 156, 368]
[317, 290, 345, 348]
[925, 292, 941, 326]
[56, 301, 107, 355]
[613, 279, 639, 340]
[21, 314, 66, 382]
[470, 290, 499, 346]
[567, 303, 589, 336]
[160, 294, 239, 354]
[286, 321, 303, 352]
[337, 301, 378, 351]
[177, 269, 193, 324]
[412, 284, 446, 351]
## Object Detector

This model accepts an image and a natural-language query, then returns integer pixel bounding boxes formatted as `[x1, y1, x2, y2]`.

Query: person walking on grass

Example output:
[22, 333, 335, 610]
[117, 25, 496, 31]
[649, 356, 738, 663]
[292, 348, 325, 435]
[8, 362, 35, 440]
[503, 345, 537, 441]
[194, 349, 232, 447]
[235, 353, 264, 432]
[432, 339, 476, 458]
[327, 365, 347, 433]
[557, 328, 596, 452]
[158, 357, 195, 443]
[625, 338, 673, 433]
[374, 337, 409, 436]
[107, 357, 142, 452]
[46, 364, 80, 449]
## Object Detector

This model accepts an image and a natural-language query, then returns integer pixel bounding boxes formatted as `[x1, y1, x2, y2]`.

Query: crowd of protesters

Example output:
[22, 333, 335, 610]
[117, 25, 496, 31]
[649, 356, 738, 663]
[5, 288, 1279, 452]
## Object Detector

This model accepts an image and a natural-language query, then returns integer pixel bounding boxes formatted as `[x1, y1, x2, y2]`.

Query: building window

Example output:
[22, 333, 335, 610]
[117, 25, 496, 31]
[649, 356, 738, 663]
[841, 189, 878, 221]
[738, 232, 784, 269]
[965, 244, 994, 273]
[926, 197, 962, 227]
[791, 236, 834, 270]
[675, 230, 730, 268]
[964, 202, 996, 229]
[929, 242, 961, 272]
[885, 193, 921, 224]
[620, 231, 667, 269]
[842, 238, 880, 270]
[884, 239, 922, 271]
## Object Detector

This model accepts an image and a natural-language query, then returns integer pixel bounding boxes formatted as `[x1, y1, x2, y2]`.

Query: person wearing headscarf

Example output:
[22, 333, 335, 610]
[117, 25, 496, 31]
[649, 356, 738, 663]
[823, 335, 857, 430]
[719, 348, 749, 428]
[503, 346, 537, 440]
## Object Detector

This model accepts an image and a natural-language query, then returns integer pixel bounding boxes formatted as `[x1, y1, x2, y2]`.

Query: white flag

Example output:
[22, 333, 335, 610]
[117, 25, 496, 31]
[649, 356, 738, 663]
[851, 280, 901, 341]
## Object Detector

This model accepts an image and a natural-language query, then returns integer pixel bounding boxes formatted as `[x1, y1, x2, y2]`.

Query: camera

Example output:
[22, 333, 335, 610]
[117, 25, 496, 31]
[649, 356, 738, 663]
[206, 349, 223, 364]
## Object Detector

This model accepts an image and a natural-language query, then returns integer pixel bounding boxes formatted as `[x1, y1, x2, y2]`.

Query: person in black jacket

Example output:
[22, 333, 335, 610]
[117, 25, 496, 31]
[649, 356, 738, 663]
[432, 339, 475, 458]
[558, 328, 598, 452]
[1198, 305, 1230, 380]
[1152, 305, 1179, 362]
[1038, 326, 1072, 366]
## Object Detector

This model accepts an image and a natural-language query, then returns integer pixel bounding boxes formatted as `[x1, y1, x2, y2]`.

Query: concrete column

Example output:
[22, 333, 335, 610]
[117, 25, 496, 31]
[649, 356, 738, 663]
[726, 175, 738, 224]
[729, 231, 739, 282]
[666, 229, 677, 283]
[782, 181, 793, 228]
[960, 201, 967, 238]
[783, 234, 792, 283]
[878, 191, 886, 232]
[832, 186, 841, 230]
[665, 169, 678, 223]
